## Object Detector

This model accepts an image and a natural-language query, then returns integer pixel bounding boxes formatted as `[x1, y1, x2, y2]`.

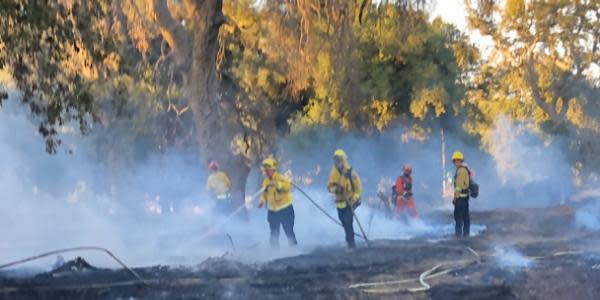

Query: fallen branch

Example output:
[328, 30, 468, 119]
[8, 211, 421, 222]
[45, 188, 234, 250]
[0, 247, 148, 286]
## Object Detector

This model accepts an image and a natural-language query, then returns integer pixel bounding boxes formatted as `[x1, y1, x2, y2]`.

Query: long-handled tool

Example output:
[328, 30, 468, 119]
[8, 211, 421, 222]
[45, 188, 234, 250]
[291, 182, 367, 242]
[197, 187, 265, 242]
[345, 198, 371, 248]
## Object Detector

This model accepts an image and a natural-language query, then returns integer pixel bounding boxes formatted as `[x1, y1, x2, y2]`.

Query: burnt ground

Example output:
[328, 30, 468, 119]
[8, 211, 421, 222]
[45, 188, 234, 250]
[2, 205, 600, 300]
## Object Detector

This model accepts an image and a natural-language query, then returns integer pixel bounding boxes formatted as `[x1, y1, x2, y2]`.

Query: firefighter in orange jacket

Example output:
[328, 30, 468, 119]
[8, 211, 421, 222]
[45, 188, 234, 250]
[394, 164, 419, 218]
[258, 158, 297, 248]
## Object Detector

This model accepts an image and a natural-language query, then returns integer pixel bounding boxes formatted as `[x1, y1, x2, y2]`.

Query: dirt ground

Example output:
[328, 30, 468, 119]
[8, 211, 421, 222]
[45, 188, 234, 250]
[2, 205, 600, 300]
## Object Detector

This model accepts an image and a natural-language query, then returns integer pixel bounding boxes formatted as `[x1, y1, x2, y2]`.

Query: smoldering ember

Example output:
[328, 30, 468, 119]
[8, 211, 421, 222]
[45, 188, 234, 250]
[1, 1, 600, 300]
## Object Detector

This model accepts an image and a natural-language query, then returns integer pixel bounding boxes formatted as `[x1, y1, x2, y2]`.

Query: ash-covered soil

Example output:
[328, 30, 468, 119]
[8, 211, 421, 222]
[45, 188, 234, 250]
[2, 205, 600, 300]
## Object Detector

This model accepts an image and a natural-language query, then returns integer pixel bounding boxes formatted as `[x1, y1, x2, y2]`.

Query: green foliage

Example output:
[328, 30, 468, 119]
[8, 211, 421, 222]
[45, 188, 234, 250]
[227, 2, 477, 136]
[0, 0, 117, 152]
[464, 0, 600, 173]
[0, 0, 481, 162]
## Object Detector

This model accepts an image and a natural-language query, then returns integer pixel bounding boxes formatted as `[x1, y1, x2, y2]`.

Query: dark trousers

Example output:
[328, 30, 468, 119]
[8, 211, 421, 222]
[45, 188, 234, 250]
[337, 206, 355, 248]
[454, 197, 470, 237]
[267, 205, 297, 248]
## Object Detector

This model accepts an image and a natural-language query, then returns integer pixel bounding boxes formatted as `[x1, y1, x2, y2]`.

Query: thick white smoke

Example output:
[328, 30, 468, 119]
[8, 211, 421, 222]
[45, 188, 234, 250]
[493, 246, 534, 268]
[0, 89, 583, 275]
[0, 93, 471, 273]
[488, 116, 567, 185]
[482, 116, 574, 208]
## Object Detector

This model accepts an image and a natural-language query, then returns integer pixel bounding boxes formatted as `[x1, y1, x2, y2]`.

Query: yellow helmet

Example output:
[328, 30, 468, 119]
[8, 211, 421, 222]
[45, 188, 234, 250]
[452, 151, 464, 161]
[262, 157, 277, 170]
[333, 149, 347, 158]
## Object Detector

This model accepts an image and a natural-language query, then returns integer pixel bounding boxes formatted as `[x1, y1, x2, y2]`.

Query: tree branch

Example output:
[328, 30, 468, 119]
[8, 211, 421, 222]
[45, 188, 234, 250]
[525, 58, 564, 124]
[148, 0, 191, 70]
[358, 0, 370, 24]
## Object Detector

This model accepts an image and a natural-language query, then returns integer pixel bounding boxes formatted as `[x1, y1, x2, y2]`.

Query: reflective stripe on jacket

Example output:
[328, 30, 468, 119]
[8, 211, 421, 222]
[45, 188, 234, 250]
[260, 172, 293, 212]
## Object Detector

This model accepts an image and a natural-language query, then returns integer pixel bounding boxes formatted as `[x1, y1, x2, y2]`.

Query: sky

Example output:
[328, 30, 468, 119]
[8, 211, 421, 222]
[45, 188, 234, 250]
[431, 0, 493, 53]
[432, 0, 469, 29]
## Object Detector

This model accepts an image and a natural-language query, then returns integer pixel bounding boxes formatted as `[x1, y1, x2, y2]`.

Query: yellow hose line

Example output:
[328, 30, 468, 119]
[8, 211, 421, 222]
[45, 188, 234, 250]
[350, 248, 481, 293]
[348, 277, 416, 289]
[350, 246, 600, 295]
[408, 263, 444, 292]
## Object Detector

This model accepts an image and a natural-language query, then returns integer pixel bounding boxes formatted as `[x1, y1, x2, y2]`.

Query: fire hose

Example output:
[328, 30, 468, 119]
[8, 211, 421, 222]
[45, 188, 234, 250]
[199, 183, 371, 247]
[197, 187, 266, 242]
[291, 182, 369, 244]
[0, 246, 148, 286]
[349, 246, 600, 294]
[349, 246, 481, 294]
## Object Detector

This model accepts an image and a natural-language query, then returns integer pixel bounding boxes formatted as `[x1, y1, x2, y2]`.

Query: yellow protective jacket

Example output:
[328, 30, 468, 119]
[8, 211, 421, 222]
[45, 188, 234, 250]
[260, 172, 293, 212]
[454, 166, 470, 199]
[206, 171, 231, 200]
[327, 160, 362, 209]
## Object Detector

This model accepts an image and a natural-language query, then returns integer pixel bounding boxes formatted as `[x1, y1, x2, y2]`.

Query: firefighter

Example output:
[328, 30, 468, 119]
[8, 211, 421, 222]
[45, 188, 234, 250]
[206, 160, 232, 214]
[327, 149, 362, 248]
[394, 164, 419, 219]
[258, 158, 297, 248]
[452, 151, 470, 237]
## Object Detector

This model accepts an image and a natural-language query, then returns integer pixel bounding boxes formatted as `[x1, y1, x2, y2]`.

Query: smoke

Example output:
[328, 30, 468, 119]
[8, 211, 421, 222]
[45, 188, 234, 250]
[493, 246, 534, 268]
[0, 88, 584, 275]
[279, 116, 575, 211]
[576, 201, 600, 230]
[482, 117, 574, 208]
[0, 93, 462, 273]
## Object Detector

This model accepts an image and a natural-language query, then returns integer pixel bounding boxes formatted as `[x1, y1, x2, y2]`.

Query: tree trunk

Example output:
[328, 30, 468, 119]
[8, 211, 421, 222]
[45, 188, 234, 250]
[150, 0, 251, 211]
[184, 0, 250, 211]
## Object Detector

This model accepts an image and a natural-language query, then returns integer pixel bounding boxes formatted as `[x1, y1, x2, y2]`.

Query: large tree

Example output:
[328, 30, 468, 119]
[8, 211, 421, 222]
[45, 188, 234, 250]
[1, 0, 253, 206]
[464, 0, 599, 131]
[1, 0, 477, 208]
[463, 0, 600, 172]
[146, 0, 252, 206]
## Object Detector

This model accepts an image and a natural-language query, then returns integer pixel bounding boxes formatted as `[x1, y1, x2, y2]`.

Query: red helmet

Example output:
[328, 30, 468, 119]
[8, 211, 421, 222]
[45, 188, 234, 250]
[208, 160, 219, 171]
[402, 164, 412, 175]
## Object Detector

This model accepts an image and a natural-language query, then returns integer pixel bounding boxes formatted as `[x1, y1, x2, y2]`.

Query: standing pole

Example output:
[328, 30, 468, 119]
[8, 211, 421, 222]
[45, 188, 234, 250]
[441, 128, 448, 199]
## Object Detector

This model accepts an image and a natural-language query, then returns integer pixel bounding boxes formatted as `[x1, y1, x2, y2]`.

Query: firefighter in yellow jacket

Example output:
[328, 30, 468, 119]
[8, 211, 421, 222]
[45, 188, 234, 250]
[327, 149, 362, 248]
[206, 160, 232, 214]
[452, 151, 470, 237]
[258, 158, 297, 248]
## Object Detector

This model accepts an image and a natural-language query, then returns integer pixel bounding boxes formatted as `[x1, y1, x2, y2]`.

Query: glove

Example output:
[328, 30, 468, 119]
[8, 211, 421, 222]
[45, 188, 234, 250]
[353, 193, 361, 202]
[258, 201, 264, 208]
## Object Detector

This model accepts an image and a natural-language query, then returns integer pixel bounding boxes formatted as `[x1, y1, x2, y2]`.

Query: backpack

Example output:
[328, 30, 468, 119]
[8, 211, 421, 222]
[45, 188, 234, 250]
[456, 166, 479, 198]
